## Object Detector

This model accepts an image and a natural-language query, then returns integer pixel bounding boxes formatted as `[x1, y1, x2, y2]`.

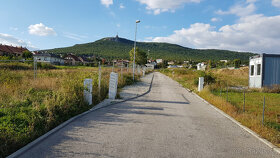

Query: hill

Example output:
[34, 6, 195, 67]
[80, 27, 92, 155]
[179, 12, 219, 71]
[45, 36, 256, 62]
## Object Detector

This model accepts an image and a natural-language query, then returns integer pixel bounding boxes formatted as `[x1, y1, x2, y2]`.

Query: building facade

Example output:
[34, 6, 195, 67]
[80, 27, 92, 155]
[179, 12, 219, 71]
[34, 53, 64, 65]
[249, 54, 280, 88]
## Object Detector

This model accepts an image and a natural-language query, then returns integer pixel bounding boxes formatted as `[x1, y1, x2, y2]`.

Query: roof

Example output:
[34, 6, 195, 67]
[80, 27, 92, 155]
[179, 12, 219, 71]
[250, 53, 280, 60]
[0, 44, 28, 54]
[64, 54, 81, 61]
[34, 53, 62, 59]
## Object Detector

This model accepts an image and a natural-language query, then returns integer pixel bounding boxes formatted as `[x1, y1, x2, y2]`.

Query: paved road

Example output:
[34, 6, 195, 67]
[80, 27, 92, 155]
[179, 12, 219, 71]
[19, 72, 279, 158]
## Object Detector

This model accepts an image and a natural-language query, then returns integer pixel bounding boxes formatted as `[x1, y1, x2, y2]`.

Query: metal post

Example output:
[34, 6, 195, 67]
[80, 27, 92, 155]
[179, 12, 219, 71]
[112, 61, 114, 72]
[262, 96, 265, 125]
[133, 20, 140, 81]
[98, 61, 101, 98]
[121, 61, 123, 81]
[243, 88, 245, 112]
[226, 83, 228, 102]
[34, 58, 37, 80]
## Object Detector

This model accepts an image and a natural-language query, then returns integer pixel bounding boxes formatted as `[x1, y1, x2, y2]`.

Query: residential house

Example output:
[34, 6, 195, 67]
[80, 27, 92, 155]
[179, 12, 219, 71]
[168, 61, 175, 65]
[156, 59, 163, 64]
[0, 44, 28, 56]
[197, 63, 207, 71]
[64, 54, 82, 65]
[220, 60, 228, 63]
[34, 53, 64, 65]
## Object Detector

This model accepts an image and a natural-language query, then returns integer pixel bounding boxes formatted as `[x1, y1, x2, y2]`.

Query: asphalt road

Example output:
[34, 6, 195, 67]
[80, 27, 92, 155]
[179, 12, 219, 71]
[19, 72, 280, 158]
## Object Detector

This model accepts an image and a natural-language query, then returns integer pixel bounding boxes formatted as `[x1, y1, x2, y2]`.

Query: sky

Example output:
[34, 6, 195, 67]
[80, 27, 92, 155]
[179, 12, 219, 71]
[0, 0, 280, 54]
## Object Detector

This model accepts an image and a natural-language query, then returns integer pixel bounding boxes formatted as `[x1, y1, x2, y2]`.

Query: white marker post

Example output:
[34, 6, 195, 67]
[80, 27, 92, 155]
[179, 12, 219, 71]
[109, 72, 118, 100]
[198, 77, 204, 92]
[84, 79, 93, 105]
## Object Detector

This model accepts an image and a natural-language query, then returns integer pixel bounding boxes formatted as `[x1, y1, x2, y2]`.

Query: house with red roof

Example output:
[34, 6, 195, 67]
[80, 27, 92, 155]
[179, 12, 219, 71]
[0, 44, 28, 57]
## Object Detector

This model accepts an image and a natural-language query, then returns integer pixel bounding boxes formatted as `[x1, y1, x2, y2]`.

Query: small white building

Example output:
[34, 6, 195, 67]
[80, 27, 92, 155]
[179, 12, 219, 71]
[249, 54, 280, 88]
[220, 60, 228, 63]
[197, 63, 206, 71]
[145, 63, 155, 70]
[156, 59, 163, 64]
[34, 53, 64, 65]
[167, 61, 175, 65]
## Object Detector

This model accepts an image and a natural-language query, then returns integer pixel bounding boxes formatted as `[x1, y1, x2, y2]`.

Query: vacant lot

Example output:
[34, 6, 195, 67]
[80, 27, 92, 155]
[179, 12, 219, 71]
[0, 62, 138, 158]
[160, 67, 280, 147]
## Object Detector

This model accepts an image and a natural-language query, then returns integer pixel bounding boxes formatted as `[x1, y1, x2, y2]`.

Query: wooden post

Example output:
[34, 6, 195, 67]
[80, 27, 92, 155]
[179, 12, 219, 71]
[226, 83, 229, 102]
[262, 96, 265, 125]
[121, 61, 123, 81]
[243, 88, 245, 112]
[98, 61, 101, 99]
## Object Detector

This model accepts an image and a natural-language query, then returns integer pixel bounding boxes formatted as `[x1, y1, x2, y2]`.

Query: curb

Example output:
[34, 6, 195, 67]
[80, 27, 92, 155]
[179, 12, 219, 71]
[8, 73, 155, 158]
[163, 73, 280, 155]
[192, 92, 280, 155]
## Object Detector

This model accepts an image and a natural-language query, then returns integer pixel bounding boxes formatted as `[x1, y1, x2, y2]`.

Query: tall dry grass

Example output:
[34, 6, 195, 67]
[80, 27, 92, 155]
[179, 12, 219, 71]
[0, 65, 140, 158]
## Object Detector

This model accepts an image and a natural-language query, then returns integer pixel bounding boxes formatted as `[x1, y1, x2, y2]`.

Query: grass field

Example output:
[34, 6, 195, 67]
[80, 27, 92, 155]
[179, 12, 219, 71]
[0, 63, 139, 158]
[160, 68, 280, 147]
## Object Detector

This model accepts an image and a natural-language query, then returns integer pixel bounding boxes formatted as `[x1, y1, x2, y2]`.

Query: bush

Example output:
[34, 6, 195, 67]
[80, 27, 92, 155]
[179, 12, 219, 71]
[196, 71, 216, 85]
[37, 62, 56, 69]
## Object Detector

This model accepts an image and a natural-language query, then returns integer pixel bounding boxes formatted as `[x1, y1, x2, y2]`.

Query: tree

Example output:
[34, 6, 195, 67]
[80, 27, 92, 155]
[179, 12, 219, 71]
[22, 50, 33, 59]
[129, 47, 147, 65]
[233, 59, 241, 68]
[207, 60, 212, 70]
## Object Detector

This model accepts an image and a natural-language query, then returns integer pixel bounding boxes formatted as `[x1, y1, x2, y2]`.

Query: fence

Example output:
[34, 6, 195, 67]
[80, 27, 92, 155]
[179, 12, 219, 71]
[212, 85, 280, 130]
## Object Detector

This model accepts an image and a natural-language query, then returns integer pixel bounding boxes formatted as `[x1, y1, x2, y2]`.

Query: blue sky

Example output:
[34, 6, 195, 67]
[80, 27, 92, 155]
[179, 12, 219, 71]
[0, 0, 280, 54]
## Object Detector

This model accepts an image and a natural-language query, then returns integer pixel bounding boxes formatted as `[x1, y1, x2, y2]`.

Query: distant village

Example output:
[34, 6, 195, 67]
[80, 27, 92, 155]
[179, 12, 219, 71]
[1, 44, 280, 89]
[0, 44, 241, 70]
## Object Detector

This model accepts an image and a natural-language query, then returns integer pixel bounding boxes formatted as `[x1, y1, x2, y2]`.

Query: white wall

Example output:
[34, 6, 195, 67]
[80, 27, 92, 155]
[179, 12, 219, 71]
[249, 57, 262, 88]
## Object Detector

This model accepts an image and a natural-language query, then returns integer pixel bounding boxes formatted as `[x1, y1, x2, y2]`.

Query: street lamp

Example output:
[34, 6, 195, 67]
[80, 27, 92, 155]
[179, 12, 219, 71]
[133, 20, 140, 81]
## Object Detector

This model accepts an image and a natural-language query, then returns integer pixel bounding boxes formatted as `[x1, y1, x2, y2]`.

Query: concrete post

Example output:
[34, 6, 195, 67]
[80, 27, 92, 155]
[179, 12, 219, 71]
[198, 77, 204, 92]
[109, 72, 118, 100]
[84, 79, 93, 105]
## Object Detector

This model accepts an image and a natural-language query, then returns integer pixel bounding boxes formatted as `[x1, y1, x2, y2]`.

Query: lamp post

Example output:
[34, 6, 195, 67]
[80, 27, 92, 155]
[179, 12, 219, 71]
[133, 20, 140, 81]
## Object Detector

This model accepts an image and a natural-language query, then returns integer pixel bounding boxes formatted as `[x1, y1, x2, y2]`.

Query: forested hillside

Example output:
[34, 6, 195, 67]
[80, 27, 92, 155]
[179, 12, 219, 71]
[45, 36, 255, 62]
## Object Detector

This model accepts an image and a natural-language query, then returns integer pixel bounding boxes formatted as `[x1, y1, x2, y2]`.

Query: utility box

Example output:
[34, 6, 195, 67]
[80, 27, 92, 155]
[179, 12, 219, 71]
[249, 54, 280, 88]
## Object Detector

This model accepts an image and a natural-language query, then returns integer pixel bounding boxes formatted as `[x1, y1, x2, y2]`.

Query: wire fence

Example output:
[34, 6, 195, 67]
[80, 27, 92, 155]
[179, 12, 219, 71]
[212, 85, 280, 130]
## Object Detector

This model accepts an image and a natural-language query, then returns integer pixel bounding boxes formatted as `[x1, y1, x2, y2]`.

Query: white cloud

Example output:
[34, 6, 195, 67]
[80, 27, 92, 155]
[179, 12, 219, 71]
[136, 0, 201, 15]
[101, 0, 113, 8]
[63, 32, 87, 41]
[211, 18, 222, 22]
[120, 3, 125, 9]
[116, 24, 121, 28]
[272, 0, 280, 7]
[9, 27, 18, 31]
[216, 0, 256, 17]
[149, 14, 280, 54]
[28, 23, 56, 36]
[0, 33, 37, 50]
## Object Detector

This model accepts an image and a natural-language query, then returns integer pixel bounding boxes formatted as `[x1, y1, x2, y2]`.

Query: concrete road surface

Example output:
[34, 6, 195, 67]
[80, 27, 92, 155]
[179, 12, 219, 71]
[19, 72, 280, 158]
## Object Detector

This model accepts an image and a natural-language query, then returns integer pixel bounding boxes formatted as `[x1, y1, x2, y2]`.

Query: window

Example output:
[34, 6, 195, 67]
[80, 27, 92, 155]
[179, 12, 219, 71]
[257, 64, 261, 75]
[251, 65, 254, 76]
